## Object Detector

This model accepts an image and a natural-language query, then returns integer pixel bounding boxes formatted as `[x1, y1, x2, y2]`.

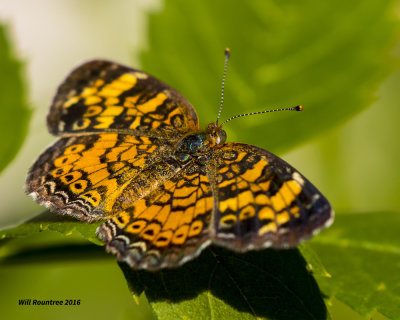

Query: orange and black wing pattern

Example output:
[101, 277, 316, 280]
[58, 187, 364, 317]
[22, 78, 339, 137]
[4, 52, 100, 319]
[211, 143, 333, 250]
[47, 60, 198, 137]
[26, 133, 175, 221]
[97, 161, 213, 270]
[26, 60, 199, 222]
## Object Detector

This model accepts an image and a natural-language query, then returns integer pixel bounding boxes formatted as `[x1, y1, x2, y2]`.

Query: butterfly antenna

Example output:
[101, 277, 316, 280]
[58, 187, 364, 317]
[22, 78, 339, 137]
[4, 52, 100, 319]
[216, 48, 231, 126]
[220, 105, 303, 127]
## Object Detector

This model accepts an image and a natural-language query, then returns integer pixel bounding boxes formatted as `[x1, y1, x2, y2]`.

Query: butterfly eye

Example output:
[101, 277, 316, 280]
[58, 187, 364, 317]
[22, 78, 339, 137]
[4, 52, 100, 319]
[216, 129, 227, 144]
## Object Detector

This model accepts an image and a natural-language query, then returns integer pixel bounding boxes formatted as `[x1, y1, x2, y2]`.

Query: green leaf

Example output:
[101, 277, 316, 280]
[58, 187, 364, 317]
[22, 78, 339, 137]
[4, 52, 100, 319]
[299, 243, 332, 279]
[121, 247, 327, 320]
[0, 23, 31, 173]
[141, 0, 399, 154]
[0, 211, 102, 246]
[0, 253, 154, 320]
[310, 212, 400, 319]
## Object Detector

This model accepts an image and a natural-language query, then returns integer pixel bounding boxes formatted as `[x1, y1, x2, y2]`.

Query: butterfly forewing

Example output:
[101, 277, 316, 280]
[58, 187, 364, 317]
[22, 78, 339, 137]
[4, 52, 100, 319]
[47, 60, 199, 137]
[26, 133, 177, 221]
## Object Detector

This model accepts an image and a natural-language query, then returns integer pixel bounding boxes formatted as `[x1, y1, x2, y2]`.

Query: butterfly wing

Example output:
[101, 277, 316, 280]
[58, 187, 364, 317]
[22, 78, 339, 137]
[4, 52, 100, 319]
[27, 60, 200, 222]
[211, 143, 334, 251]
[96, 161, 213, 270]
[26, 133, 177, 221]
[47, 60, 199, 136]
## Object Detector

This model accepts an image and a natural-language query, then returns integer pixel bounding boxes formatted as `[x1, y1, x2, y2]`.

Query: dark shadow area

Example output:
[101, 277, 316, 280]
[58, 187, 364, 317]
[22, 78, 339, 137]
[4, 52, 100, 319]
[120, 246, 327, 320]
[0, 243, 108, 265]
[27, 210, 82, 223]
[25, 210, 102, 226]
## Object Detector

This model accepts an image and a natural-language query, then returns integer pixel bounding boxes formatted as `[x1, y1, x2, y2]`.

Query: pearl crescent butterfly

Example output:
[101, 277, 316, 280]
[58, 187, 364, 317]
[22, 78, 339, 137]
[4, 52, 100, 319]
[26, 53, 334, 270]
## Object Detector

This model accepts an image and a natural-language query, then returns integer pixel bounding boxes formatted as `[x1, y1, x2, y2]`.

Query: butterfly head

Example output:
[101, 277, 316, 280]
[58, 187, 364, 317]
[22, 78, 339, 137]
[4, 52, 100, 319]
[206, 122, 227, 146]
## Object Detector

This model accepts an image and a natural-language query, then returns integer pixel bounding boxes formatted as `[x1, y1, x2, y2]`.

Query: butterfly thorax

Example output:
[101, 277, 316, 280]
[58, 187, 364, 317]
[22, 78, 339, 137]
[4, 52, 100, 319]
[175, 123, 226, 163]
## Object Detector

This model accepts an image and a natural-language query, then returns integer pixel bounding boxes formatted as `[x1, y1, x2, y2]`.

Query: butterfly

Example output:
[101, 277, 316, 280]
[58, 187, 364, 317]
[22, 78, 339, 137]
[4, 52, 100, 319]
[26, 51, 333, 270]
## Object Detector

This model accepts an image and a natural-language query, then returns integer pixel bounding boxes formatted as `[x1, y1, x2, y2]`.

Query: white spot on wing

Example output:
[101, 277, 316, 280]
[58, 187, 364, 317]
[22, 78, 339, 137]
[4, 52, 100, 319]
[146, 249, 161, 258]
[133, 71, 148, 79]
[58, 121, 65, 132]
[29, 192, 38, 200]
[292, 172, 305, 186]
[116, 235, 130, 245]
[130, 241, 147, 252]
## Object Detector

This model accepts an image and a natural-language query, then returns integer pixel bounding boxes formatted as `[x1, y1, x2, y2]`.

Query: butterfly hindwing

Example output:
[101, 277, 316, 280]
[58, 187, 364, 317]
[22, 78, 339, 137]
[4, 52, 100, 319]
[211, 143, 333, 250]
[97, 161, 213, 270]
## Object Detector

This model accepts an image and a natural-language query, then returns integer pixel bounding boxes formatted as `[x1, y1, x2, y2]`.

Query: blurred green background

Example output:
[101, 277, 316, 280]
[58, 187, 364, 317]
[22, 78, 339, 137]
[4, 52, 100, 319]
[0, 0, 399, 319]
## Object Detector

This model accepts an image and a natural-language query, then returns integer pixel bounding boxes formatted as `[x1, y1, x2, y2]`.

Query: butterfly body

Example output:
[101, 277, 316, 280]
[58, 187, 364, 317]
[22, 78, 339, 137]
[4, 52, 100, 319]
[26, 60, 333, 270]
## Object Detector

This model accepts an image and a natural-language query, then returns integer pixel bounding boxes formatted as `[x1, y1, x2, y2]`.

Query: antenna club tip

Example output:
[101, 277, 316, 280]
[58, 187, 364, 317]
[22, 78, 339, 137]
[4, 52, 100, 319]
[296, 105, 303, 111]
[225, 48, 231, 57]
